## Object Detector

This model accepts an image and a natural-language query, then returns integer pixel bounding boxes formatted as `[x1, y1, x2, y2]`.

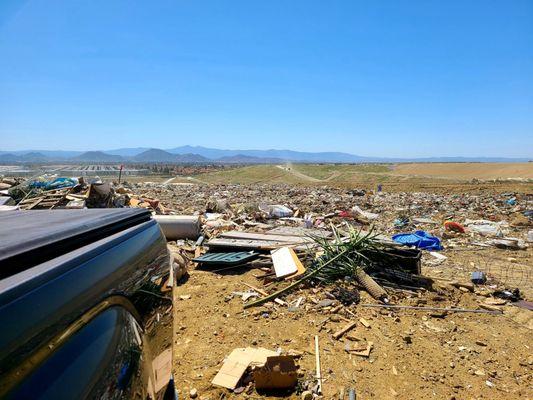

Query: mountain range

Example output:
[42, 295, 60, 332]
[0, 146, 530, 164]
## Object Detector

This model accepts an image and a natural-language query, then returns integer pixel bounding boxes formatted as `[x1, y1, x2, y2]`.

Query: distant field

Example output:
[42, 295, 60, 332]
[393, 162, 533, 180]
[290, 163, 391, 180]
[189, 165, 303, 185]
[177, 162, 533, 193]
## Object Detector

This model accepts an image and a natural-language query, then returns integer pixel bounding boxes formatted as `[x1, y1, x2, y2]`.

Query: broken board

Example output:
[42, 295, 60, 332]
[207, 228, 329, 251]
[266, 226, 332, 238]
[152, 348, 172, 393]
[271, 247, 304, 278]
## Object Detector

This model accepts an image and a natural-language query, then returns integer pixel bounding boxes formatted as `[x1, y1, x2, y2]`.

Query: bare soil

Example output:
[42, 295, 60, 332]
[393, 163, 533, 180]
[172, 254, 532, 400]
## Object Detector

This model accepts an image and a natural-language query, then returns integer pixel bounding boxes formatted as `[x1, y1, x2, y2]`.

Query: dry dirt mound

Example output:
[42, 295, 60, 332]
[393, 163, 533, 180]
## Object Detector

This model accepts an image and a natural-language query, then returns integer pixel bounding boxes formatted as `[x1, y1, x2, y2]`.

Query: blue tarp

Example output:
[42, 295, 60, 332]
[29, 177, 78, 190]
[392, 230, 443, 251]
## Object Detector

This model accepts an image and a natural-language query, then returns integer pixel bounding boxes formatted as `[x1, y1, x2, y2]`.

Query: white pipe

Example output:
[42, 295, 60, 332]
[153, 215, 201, 240]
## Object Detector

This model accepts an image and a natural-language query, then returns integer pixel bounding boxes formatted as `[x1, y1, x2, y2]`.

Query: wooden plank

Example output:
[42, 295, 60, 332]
[207, 238, 314, 251]
[20, 198, 44, 210]
[267, 226, 332, 238]
[241, 282, 287, 306]
[219, 231, 314, 243]
[333, 321, 357, 340]
[208, 238, 288, 250]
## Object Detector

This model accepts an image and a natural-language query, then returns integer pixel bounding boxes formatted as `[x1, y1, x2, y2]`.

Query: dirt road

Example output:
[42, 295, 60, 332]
[276, 165, 321, 182]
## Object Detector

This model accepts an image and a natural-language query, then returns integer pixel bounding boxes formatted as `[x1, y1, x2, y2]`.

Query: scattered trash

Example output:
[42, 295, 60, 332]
[429, 251, 447, 262]
[351, 205, 379, 221]
[333, 321, 358, 340]
[392, 231, 443, 251]
[488, 238, 527, 250]
[361, 304, 502, 314]
[464, 219, 506, 237]
[330, 286, 360, 305]
[394, 216, 409, 228]
[152, 348, 173, 394]
[254, 356, 298, 390]
[193, 251, 258, 267]
[232, 291, 260, 301]
[471, 271, 487, 285]
[244, 227, 400, 308]
[359, 318, 371, 328]
[211, 347, 278, 390]
[444, 221, 465, 233]
[259, 204, 294, 218]
[351, 341, 373, 358]
[271, 247, 305, 278]
[493, 288, 521, 302]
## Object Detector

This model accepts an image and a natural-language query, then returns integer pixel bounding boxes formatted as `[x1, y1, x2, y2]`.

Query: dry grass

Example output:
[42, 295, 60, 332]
[178, 163, 533, 193]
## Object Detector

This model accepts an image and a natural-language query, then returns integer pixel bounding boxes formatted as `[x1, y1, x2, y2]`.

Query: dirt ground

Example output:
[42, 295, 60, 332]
[171, 255, 532, 400]
[392, 163, 533, 180]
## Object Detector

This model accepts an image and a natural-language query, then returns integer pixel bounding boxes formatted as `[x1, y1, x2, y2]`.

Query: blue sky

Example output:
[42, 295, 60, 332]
[1, 0, 532, 157]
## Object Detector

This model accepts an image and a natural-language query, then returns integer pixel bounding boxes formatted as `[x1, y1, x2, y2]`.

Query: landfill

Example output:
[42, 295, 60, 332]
[1, 175, 532, 399]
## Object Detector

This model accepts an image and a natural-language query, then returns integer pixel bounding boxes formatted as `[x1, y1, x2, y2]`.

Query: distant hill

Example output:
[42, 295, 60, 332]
[0, 153, 20, 163]
[217, 154, 285, 164]
[167, 145, 366, 163]
[72, 151, 123, 162]
[132, 148, 208, 163]
[2, 146, 531, 164]
[19, 152, 50, 162]
[105, 147, 150, 157]
[0, 150, 83, 158]
[133, 148, 178, 162]
[0, 152, 50, 163]
[177, 153, 210, 163]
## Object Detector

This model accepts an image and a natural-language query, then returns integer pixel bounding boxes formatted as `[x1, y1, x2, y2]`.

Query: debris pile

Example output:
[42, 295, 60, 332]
[0, 175, 166, 212]
[160, 183, 531, 398]
[2, 175, 531, 398]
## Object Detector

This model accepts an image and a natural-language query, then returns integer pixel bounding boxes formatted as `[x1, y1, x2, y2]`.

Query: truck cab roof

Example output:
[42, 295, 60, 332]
[0, 208, 151, 279]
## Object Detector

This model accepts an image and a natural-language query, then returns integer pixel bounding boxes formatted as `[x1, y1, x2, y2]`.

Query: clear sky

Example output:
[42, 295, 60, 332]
[0, 0, 532, 157]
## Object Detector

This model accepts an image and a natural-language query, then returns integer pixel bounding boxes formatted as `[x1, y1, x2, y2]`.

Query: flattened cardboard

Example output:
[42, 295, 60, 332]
[254, 356, 298, 390]
[152, 348, 172, 393]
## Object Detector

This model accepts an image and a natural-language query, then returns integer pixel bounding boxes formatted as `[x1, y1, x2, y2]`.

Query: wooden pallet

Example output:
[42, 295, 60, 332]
[18, 189, 70, 210]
